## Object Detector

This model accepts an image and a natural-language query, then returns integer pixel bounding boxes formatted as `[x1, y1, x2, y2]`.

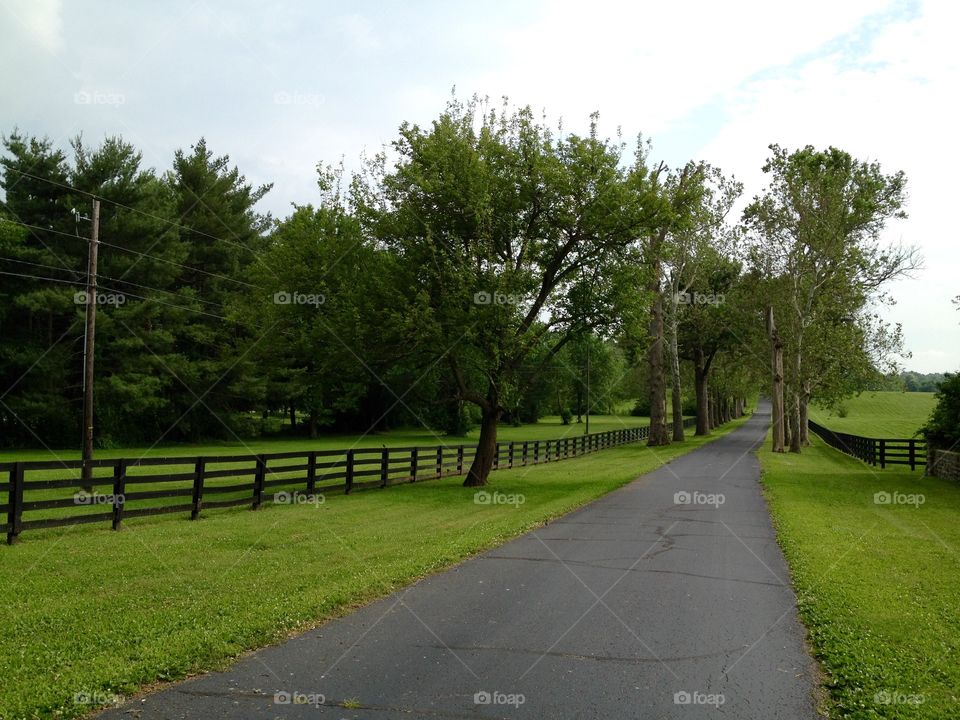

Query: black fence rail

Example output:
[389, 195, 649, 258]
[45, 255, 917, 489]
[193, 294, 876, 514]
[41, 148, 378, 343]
[2, 418, 701, 544]
[808, 420, 926, 471]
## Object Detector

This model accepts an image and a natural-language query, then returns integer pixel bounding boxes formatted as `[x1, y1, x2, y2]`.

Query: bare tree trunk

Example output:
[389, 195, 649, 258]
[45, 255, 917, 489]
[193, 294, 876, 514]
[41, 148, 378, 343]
[694, 355, 709, 436]
[767, 307, 785, 453]
[647, 289, 670, 446]
[799, 383, 811, 446]
[666, 292, 684, 441]
[464, 405, 501, 486]
[788, 391, 802, 453]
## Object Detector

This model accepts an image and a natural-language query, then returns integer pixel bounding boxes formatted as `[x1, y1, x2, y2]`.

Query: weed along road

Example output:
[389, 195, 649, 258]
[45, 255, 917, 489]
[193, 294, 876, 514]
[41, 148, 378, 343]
[100, 401, 818, 719]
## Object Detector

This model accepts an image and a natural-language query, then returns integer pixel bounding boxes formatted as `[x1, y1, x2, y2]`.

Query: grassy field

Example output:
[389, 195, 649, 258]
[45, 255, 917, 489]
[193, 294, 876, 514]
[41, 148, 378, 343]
[0, 413, 656, 463]
[809, 391, 936, 438]
[0, 416, 743, 720]
[759, 438, 960, 719]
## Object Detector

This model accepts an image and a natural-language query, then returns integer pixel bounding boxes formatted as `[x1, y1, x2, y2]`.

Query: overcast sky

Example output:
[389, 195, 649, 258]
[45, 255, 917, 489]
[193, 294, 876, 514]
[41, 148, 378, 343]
[1, 0, 957, 373]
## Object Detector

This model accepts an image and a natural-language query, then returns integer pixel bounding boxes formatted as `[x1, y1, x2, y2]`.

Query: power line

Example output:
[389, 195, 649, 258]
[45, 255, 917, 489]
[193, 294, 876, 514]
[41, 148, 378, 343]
[1, 166, 276, 271]
[0, 218, 262, 289]
[0, 269, 86, 287]
[98, 273, 229, 310]
[0, 255, 82, 278]
[96, 284, 236, 322]
[0, 268, 250, 326]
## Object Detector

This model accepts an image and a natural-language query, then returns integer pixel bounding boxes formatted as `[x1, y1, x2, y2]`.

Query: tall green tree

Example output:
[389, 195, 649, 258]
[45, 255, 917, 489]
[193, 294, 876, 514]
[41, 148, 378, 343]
[356, 99, 655, 485]
[745, 144, 916, 452]
[162, 139, 272, 441]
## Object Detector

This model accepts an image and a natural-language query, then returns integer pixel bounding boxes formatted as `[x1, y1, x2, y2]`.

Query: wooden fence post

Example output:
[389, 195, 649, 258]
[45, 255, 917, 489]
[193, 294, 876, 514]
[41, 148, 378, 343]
[345, 450, 355, 494]
[7, 462, 24, 544]
[380, 449, 389, 487]
[252, 455, 266, 509]
[111, 459, 127, 530]
[190, 458, 205, 520]
[522, 441, 528, 466]
[306, 451, 317, 494]
[879, 439, 886, 469]
[494, 444, 500, 470]
[909, 440, 916, 471]
[508, 442, 515, 468]
[534, 440, 540, 464]
[410, 448, 418, 482]
[457, 445, 464, 475]
[436, 447, 443, 477]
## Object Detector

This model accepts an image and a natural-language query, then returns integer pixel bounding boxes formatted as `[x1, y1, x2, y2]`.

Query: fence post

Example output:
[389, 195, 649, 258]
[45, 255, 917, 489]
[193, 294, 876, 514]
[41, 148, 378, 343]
[494, 444, 500, 470]
[436, 447, 443, 477]
[508, 442, 514, 468]
[252, 455, 266, 509]
[7, 462, 24, 544]
[380, 449, 389, 487]
[534, 440, 540, 464]
[457, 445, 464, 475]
[111, 459, 127, 530]
[410, 448, 418, 482]
[522, 441, 528, 466]
[190, 458, 204, 520]
[878, 439, 885, 469]
[306, 451, 317, 494]
[909, 440, 916, 471]
[345, 450, 355, 494]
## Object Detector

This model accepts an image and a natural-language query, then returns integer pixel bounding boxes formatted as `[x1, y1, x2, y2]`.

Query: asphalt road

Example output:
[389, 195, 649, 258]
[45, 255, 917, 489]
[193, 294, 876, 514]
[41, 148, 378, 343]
[100, 400, 819, 719]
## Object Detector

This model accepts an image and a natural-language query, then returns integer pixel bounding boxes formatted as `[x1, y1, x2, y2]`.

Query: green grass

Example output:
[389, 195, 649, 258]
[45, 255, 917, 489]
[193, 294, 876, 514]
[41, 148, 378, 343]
[0, 417, 744, 720]
[759, 439, 960, 719]
[809, 391, 936, 438]
[0, 413, 655, 463]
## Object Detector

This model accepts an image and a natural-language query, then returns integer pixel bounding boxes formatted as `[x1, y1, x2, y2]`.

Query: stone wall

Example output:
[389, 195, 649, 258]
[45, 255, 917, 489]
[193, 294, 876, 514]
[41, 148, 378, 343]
[927, 449, 960, 483]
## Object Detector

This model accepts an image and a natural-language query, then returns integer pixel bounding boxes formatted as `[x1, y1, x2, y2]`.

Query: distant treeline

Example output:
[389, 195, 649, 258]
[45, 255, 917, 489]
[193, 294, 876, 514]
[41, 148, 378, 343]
[867, 372, 947, 393]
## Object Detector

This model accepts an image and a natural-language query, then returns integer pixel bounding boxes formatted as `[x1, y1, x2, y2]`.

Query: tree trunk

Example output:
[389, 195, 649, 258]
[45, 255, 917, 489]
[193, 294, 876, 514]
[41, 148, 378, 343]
[288, 404, 296, 430]
[694, 358, 709, 436]
[464, 405, 500, 486]
[308, 410, 318, 439]
[788, 391, 802, 453]
[799, 384, 811, 446]
[666, 292, 684, 442]
[647, 290, 670, 446]
[767, 307, 785, 453]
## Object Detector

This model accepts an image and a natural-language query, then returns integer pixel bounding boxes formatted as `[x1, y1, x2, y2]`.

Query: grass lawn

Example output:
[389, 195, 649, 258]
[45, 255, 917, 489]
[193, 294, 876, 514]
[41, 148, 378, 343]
[759, 438, 960, 719]
[0, 416, 743, 720]
[0, 413, 657, 463]
[809, 391, 936, 438]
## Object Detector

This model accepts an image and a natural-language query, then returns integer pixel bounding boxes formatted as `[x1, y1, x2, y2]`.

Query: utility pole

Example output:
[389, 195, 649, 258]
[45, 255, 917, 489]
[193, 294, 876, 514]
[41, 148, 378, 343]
[81, 199, 100, 489]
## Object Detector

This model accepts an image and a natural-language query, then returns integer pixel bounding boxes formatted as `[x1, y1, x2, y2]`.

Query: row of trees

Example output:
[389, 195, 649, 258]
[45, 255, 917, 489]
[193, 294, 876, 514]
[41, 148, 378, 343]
[1, 97, 917, 483]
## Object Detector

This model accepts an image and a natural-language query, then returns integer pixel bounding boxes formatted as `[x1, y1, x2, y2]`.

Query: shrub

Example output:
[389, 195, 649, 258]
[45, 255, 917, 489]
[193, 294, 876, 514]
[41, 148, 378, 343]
[919, 372, 960, 449]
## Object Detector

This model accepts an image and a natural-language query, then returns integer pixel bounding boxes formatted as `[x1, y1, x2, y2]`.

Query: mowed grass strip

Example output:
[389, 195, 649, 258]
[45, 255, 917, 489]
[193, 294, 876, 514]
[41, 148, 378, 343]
[0, 418, 743, 720]
[759, 439, 960, 719]
[809, 391, 936, 438]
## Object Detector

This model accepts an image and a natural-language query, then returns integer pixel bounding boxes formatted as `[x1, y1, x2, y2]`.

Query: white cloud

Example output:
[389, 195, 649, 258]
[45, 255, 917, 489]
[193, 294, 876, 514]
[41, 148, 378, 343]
[697, 0, 960, 372]
[462, 0, 891, 135]
[3, 0, 63, 53]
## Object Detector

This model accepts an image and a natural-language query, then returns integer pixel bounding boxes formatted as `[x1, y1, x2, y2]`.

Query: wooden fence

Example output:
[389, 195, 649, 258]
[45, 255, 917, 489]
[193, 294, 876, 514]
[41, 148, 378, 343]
[808, 420, 926, 470]
[3, 418, 700, 544]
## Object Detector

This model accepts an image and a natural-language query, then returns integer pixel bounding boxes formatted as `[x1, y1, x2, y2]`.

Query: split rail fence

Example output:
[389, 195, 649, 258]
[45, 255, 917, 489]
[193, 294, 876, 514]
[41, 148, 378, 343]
[3, 418, 701, 543]
[808, 420, 926, 471]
